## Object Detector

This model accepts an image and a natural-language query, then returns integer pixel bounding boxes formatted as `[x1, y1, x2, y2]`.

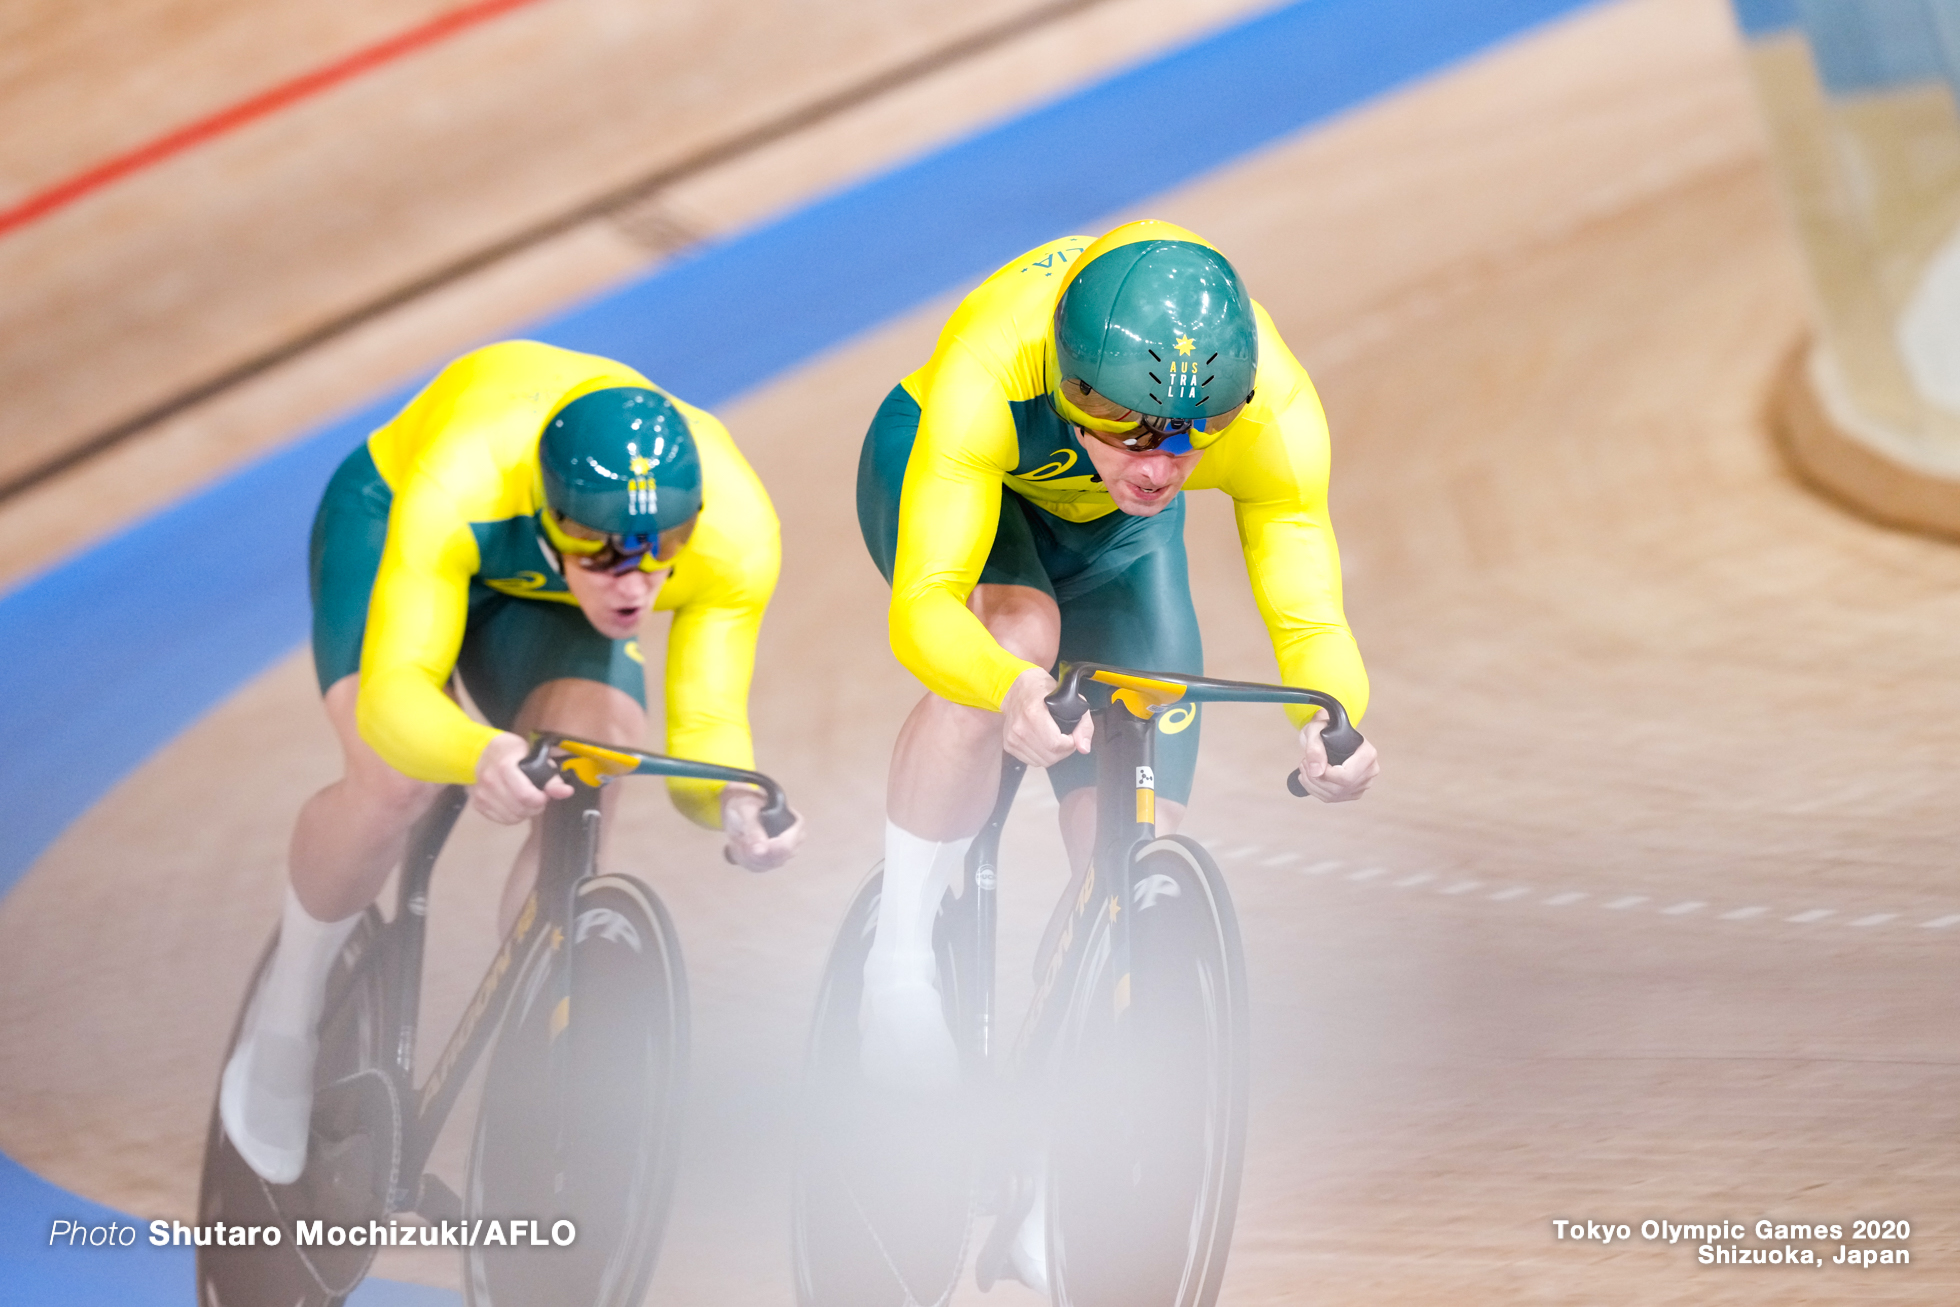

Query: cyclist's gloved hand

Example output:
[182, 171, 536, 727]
[473, 731, 571, 823]
[1004, 666, 1093, 767]
[1296, 709, 1379, 803]
[722, 784, 804, 872]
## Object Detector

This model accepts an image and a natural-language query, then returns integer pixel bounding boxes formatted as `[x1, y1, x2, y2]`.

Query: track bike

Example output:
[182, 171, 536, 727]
[197, 734, 792, 1307]
[791, 662, 1362, 1307]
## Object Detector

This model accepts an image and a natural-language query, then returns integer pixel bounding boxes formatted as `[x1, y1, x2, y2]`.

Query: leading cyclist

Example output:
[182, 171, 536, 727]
[220, 339, 805, 1185]
[856, 220, 1380, 1101]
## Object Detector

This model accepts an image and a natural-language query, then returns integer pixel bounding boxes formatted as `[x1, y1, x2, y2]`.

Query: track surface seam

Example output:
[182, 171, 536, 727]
[1013, 785, 1958, 935]
[0, 0, 554, 240]
[1206, 843, 1960, 935]
[0, 0, 1126, 507]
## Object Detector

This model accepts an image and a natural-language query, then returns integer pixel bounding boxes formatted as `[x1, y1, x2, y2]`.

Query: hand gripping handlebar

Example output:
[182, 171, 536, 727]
[517, 741, 565, 793]
[518, 733, 796, 837]
[1040, 662, 1363, 797]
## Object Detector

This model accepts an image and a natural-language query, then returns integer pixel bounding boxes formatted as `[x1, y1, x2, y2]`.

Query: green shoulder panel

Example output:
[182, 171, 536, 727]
[469, 518, 578, 607]
[1001, 398, 1117, 520]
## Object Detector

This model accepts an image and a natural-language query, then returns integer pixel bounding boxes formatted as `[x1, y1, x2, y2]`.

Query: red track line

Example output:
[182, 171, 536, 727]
[0, 0, 554, 240]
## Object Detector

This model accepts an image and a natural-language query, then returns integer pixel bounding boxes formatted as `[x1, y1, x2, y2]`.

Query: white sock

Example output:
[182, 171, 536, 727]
[1010, 1170, 1050, 1295]
[864, 821, 972, 989]
[220, 886, 360, 1183]
[859, 821, 971, 1089]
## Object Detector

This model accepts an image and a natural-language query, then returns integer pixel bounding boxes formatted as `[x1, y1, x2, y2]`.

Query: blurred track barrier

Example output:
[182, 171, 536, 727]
[1735, 1, 1960, 534]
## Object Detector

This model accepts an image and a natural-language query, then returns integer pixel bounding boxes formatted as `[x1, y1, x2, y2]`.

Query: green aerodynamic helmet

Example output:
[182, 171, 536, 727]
[1051, 220, 1258, 452]
[537, 384, 702, 540]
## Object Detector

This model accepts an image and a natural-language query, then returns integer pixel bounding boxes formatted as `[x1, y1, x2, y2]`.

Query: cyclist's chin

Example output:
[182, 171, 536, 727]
[1112, 485, 1180, 516]
[580, 603, 645, 639]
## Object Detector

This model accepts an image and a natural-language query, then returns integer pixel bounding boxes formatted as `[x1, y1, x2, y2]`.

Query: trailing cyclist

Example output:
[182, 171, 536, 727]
[855, 218, 1381, 1168]
[221, 339, 805, 1186]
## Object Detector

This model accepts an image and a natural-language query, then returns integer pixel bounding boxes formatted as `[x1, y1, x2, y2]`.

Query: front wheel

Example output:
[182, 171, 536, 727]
[790, 865, 975, 1307]
[1048, 836, 1250, 1307]
[464, 873, 688, 1307]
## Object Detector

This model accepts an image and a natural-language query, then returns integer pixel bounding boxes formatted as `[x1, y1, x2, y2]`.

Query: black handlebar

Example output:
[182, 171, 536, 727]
[1286, 713, 1365, 796]
[519, 732, 795, 845]
[757, 795, 796, 838]
[1042, 662, 1363, 799]
[518, 736, 561, 791]
[1321, 716, 1364, 767]
[1045, 680, 1091, 734]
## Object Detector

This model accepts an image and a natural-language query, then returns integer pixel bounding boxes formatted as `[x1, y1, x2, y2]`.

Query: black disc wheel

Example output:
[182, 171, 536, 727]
[464, 873, 687, 1307]
[790, 865, 976, 1307]
[197, 908, 396, 1307]
[1048, 836, 1250, 1307]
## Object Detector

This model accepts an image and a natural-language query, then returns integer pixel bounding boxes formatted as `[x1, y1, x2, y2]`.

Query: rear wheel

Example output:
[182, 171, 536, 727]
[196, 909, 395, 1307]
[464, 873, 687, 1307]
[790, 866, 975, 1307]
[1048, 836, 1249, 1307]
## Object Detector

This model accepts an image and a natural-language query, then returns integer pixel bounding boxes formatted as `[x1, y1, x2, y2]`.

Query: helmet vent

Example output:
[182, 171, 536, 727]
[1147, 350, 1162, 362]
[1201, 375, 1214, 386]
[1149, 372, 1162, 383]
[1205, 353, 1218, 365]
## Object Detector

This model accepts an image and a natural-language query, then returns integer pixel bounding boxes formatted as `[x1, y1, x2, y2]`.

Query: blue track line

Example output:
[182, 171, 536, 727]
[0, 1, 1596, 1300]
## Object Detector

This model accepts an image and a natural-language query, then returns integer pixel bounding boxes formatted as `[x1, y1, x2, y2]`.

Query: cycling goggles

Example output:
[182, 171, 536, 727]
[1050, 379, 1246, 454]
[539, 509, 695, 575]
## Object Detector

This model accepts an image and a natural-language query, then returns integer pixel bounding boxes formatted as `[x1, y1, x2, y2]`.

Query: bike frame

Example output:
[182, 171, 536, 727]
[956, 663, 1360, 1076]
[956, 663, 1359, 1289]
[313, 734, 789, 1212]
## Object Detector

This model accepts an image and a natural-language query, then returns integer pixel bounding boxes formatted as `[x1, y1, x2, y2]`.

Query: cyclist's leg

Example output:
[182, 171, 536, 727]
[291, 442, 447, 916]
[885, 580, 1060, 838]
[452, 592, 650, 934]
[863, 580, 1056, 1090]
[289, 676, 448, 917]
[224, 445, 442, 1184]
[858, 386, 1059, 1087]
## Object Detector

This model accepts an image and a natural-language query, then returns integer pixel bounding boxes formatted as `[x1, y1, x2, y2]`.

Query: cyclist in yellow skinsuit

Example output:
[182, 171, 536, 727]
[221, 339, 805, 1185]
[857, 217, 1380, 1290]
[857, 218, 1379, 1053]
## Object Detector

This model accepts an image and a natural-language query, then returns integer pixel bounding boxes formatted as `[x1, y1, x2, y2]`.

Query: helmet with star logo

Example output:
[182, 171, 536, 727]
[1050, 220, 1258, 451]
[537, 384, 702, 538]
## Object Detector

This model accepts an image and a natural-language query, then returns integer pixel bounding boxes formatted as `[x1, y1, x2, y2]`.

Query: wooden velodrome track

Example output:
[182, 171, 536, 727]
[4, 0, 1959, 1302]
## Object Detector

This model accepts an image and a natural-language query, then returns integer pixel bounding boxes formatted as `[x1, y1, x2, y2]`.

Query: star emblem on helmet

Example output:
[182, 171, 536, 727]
[629, 454, 654, 475]
[1174, 334, 1196, 355]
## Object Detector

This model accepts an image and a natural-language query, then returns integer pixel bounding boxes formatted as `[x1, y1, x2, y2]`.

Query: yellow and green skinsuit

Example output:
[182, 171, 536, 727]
[890, 229, 1369, 728]
[355, 340, 780, 826]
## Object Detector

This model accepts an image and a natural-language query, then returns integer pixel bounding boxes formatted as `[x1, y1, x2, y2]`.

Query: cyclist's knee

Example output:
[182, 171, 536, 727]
[318, 685, 437, 812]
[914, 687, 1009, 751]
[970, 584, 1060, 668]
[513, 678, 646, 746]
[343, 754, 442, 824]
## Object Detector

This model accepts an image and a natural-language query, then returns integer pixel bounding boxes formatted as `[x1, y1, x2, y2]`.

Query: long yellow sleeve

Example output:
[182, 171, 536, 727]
[653, 408, 781, 826]
[1192, 314, 1369, 726]
[888, 343, 1038, 710]
[356, 478, 498, 782]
